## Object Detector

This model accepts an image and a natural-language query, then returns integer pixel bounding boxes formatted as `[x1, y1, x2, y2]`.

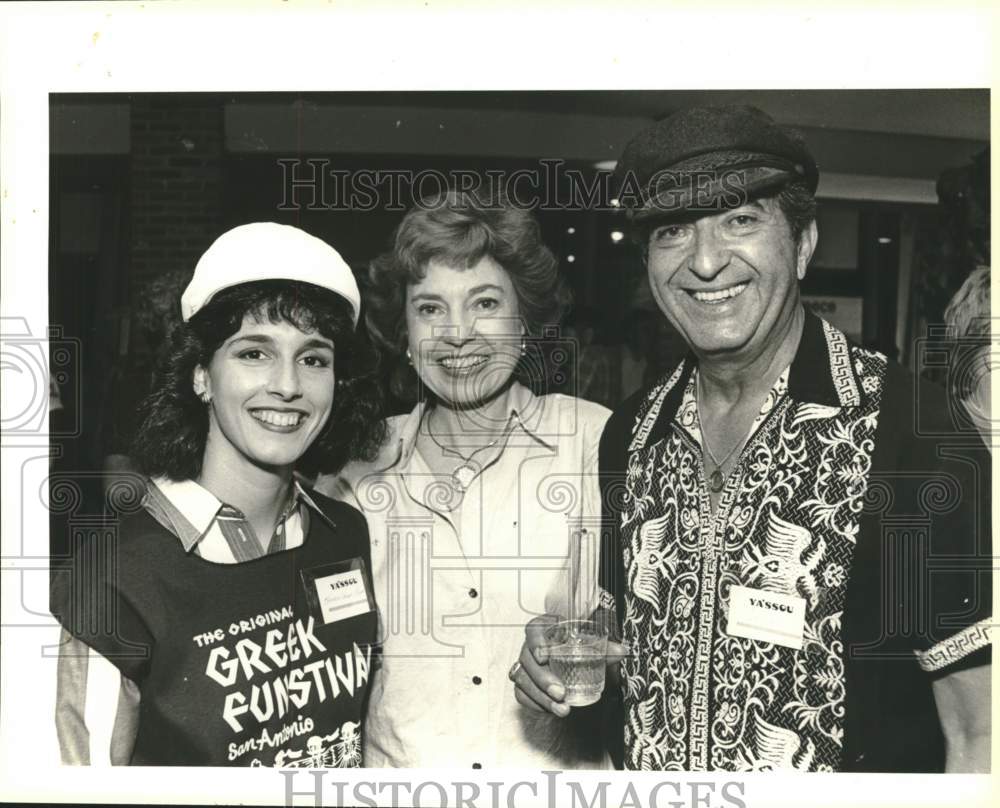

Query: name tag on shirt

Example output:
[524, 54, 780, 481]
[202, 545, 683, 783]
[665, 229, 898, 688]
[300, 558, 375, 625]
[726, 585, 806, 650]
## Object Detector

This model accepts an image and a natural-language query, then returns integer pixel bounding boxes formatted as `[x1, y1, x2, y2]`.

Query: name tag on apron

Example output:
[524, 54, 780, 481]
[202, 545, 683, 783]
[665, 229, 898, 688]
[726, 585, 806, 650]
[300, 558, 375, 625]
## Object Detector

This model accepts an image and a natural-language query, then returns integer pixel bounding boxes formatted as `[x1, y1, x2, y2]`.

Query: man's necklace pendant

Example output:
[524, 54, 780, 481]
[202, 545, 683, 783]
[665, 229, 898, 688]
[452, 463, 479, 492]
[708, 468, 725, 493]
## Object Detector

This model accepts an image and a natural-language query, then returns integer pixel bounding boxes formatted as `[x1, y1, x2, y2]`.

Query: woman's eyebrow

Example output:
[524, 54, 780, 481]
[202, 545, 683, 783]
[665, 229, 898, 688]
[227, 334, 275, 346]
[298, 337, 335, 352]
[466, 284, 504, 296]
[410, 284, 504, 302]
[226, 334, 334, 351]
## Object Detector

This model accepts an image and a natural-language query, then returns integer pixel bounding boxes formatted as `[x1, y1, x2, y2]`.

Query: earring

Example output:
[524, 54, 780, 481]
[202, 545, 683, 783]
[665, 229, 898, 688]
[406, 347, 413, 365]
[199, 391, 211, 404]
[520, 337, 527, 356]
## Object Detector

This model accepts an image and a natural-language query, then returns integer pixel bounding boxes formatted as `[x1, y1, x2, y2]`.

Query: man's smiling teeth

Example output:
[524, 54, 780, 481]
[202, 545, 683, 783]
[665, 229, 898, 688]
[691, 283, 748, 303]
[439, 354, 488, 369]
[250, 410, 304, 427]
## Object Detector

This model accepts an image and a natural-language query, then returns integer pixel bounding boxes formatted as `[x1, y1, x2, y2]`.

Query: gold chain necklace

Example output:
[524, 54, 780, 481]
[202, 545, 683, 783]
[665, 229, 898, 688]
[696, 373, 746, 494]
[425, 409, 516, 492]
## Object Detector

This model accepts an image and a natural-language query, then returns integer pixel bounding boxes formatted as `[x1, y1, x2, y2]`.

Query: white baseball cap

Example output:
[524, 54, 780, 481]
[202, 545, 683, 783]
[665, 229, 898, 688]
[181, 222, 361, 325]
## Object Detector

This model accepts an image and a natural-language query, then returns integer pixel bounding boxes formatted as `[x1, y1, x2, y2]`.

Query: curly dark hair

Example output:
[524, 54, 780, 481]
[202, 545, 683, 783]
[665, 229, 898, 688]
[131, 280, 386, 480]
[365, 189, 571, 400]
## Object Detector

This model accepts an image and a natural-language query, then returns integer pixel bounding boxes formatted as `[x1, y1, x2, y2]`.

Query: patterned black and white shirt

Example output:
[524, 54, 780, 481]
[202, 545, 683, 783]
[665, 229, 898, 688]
[598, 312, 992, 772]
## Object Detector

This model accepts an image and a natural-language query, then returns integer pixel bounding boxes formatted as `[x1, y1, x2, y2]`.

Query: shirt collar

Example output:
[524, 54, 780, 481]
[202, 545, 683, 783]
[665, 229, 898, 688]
[786, 309, 860, 408]
[636, 311, 864, 450]
[144, 476, 322, 553]
[293, 477, 338, 533]
[387, 381, 555, 471]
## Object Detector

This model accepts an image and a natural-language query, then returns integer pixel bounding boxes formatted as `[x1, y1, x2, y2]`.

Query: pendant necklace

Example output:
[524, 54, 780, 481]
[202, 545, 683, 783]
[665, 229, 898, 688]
[696, 374, 745, 494]
[425, 409, 516, 492]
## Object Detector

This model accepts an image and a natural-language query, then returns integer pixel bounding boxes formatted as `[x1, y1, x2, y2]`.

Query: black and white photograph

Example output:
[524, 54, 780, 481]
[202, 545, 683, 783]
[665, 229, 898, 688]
[0, 3, 994, 807]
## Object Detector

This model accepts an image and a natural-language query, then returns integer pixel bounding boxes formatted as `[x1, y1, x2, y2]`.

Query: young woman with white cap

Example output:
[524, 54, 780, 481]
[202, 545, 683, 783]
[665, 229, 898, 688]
[50, 222, 386, 766]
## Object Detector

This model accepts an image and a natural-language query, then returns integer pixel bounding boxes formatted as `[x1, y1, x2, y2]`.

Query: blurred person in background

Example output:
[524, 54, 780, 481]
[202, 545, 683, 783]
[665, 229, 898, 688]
[618, 309, 656, 401]
[943, 265, 992, 447]
[567, 306, 615, 408]
[101, 269, 191, 501]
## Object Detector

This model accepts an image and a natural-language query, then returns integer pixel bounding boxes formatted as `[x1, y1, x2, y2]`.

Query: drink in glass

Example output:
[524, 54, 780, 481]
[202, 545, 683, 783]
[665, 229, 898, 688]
[545, 618, 608, 707]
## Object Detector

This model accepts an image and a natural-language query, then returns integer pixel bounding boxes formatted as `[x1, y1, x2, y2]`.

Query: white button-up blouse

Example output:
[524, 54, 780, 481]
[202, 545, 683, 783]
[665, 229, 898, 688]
[317, 383, 612, 769]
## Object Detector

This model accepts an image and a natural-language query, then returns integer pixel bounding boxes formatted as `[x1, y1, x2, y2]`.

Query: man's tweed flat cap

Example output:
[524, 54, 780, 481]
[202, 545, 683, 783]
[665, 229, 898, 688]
[614, 104, 819, 222]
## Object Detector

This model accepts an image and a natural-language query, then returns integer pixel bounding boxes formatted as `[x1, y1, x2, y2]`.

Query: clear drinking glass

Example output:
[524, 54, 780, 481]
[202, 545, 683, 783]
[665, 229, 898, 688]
[544, 618, 608, 707]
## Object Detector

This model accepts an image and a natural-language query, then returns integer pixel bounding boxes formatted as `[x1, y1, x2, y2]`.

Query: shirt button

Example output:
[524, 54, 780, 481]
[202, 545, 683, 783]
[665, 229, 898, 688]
[469, 588, 478, 598]
[472, 762, 482, 769]
[472, 675, 482, 685]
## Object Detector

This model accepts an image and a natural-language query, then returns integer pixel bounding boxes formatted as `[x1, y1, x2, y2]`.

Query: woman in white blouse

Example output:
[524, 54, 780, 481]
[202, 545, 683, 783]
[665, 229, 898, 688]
[317, 190, 612, 768]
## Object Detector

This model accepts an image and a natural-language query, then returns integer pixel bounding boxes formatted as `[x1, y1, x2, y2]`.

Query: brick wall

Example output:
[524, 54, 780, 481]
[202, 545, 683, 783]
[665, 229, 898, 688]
[130, 97, 224, 289]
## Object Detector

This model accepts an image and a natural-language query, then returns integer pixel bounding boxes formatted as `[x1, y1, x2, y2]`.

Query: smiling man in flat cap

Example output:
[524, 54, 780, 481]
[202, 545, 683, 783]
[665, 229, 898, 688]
[511, 105, 992, 772]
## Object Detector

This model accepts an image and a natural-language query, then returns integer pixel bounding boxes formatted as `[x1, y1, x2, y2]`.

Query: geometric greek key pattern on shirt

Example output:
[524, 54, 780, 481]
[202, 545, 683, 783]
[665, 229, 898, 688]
[914, 617, 993, 672]
[822, 318, 861, 407]
[690, 539, 722, 771]
[630, 361, 686, 452]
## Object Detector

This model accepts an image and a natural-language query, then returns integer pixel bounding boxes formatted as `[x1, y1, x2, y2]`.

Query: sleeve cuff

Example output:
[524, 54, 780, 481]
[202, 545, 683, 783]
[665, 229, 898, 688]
[914, 617, 993, 673]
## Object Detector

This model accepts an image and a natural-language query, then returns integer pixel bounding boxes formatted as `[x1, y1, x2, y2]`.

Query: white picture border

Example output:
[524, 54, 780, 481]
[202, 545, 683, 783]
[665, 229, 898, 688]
[1, 1, 995, 806]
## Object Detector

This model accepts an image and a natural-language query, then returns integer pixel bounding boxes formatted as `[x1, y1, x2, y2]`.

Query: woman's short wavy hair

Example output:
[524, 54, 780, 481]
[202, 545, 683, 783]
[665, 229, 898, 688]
[943, 266, 991, 401]
[944, 266, 991, 339]
[365, 189, 571, 399]
[131, 280, 386, 480]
